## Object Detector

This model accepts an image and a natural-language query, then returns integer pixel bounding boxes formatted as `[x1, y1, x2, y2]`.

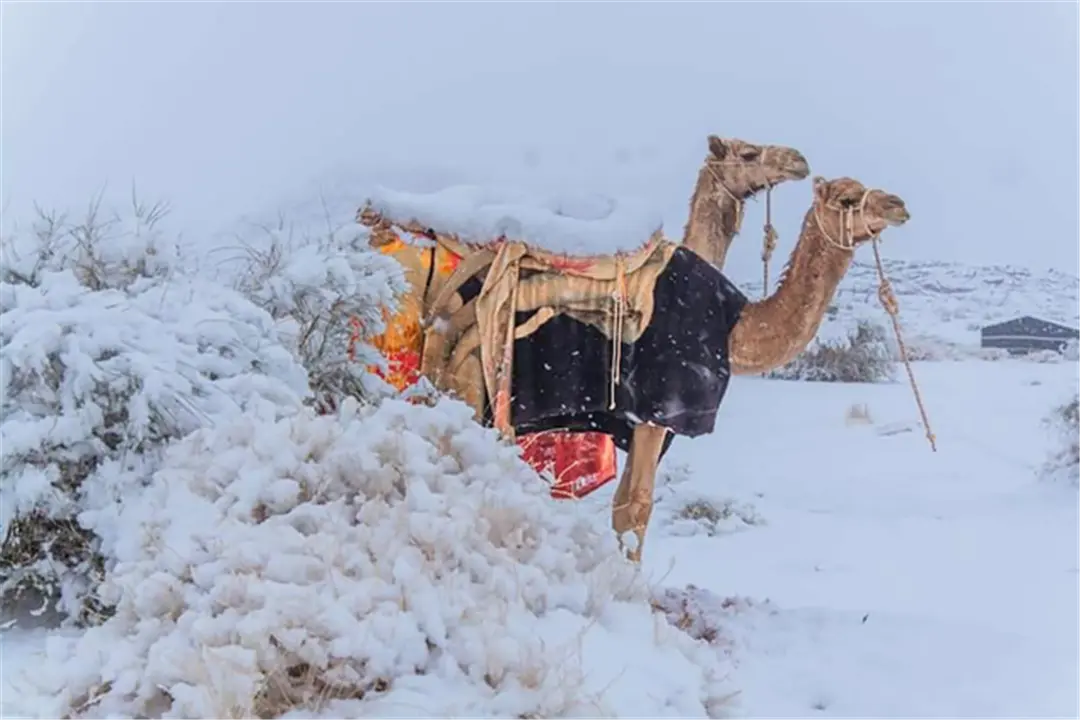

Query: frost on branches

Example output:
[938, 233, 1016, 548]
[226, 215, 407, 412]
[25, 398, 734, 719]
[0, 202, 311, 622]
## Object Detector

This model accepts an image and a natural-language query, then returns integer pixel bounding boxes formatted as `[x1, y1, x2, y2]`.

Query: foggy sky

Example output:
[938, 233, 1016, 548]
[3, 2, 1077, 281]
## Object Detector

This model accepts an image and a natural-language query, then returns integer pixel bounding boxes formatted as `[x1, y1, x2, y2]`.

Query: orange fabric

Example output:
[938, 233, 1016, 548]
[369, 233, 617, 499]
[368, 238, 462, 391]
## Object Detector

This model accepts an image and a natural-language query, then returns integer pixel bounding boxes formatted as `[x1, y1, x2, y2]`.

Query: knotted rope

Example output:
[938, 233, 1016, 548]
[761, 185, 778, 297]
[815, 190, 937, 452]
[702, 151, 779, 296]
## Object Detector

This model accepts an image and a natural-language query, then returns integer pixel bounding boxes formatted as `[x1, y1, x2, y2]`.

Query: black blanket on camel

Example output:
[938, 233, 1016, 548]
[459, 246, 748, 454]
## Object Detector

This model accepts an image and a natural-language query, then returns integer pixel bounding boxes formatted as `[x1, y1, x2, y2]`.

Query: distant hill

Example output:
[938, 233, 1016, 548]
[739, 258, 1079, 350]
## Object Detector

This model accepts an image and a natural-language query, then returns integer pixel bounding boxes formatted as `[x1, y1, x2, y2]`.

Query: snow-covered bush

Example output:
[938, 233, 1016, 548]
[1025, 348, 1069, 364]
[670, 498, 764, 538]
[224, 214, 407, 412]
[975, 346, 1012, 362]
[1061, 338, 1079, 362]
[901, 334, 991, 362]
[651, 585, 768, 648]
[769, 320, 896, 383]
[899, 336, 947, 362]
[1, 196, 183, 291]
[24, 398, 734, 718]
[1, 201, 310, 622]
[1042, 394, 1079, 487]
[648, 463, 764, 539]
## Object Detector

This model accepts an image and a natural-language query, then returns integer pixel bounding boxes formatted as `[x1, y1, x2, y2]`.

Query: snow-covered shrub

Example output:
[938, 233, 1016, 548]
[651, 585, 770, 648]
[768, 320, 896, 383]
[1061, 338, 1079, 362]
[1025, 348, 1068, 364]
[975, 346, 1012, 362]
[1042, 394, 1079, 487]
[899, 336, 945, 362]
[1, 201, 310, 623]
[649, 463, 764, 539]
[901, 335, 989, 362]
[1, 197, 182, 291]
[671, 498, 764, 538]
[224, 213, 407, 412]
[25, 398, 734, 718]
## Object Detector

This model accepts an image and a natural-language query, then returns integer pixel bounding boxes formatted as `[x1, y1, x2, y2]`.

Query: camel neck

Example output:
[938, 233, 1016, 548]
[682, 164, 745, 269]
[727, 205, 856, 375]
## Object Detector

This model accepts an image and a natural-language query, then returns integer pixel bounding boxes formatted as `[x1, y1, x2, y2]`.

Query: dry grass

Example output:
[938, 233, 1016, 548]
[0, 512, 110, 626]
[649, 584, 747, 647]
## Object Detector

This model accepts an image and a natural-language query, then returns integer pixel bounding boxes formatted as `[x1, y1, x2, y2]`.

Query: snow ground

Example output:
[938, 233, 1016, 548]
[2, 359, 1077, 718]
[599, 359, 1078, 717]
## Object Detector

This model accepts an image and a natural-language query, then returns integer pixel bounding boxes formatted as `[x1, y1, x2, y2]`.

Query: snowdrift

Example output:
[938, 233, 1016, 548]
[23, 397, 733, 718]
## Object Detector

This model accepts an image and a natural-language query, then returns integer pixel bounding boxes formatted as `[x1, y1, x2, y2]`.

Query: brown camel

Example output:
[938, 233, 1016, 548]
[729, 176, 911, 375]
[358, 174, 909, 563]
[610, 176, 910, 560]
[682, 135, 809, 271]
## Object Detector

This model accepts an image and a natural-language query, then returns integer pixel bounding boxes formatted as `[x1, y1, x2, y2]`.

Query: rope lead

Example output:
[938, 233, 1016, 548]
[871, 237, 937, 452]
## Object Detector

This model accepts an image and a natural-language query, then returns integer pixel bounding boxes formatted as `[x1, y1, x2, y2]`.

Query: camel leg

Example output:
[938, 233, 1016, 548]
[611, 423, 669, 563]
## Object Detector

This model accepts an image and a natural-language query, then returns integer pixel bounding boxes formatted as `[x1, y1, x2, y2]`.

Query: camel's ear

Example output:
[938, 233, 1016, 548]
[707, 135, 729, 160]
[812, 176, 830, 202]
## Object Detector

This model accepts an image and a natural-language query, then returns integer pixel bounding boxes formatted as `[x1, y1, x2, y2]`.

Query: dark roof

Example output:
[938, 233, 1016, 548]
[981, 315, 1079, 338]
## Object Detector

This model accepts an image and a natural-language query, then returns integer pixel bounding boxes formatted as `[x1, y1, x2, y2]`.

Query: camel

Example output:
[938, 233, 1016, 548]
[359, 135, 810, 503]
[358, 169, 910, 563]
[682, 135, 810, 271]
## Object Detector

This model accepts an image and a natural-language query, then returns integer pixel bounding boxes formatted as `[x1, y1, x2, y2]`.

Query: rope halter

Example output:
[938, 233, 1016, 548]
[812, 187, 879, 252]
[702, 145, 775, 236]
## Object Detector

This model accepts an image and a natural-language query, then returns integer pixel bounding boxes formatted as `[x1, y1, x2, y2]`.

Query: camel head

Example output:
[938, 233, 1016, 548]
[706, 135, 811, 196]
[810, 176, 910, 247]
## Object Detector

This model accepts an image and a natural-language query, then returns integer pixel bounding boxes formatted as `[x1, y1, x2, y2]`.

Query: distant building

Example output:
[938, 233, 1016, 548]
[980, 316, 1080, 355]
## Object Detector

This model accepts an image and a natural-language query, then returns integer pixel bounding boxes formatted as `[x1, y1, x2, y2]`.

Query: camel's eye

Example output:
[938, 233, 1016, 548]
[740, 150, 760, 161]
[839, 197, 857, 208]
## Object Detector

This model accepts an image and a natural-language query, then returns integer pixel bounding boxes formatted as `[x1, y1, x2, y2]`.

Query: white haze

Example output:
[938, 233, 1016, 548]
[2, 2, 1077, 281]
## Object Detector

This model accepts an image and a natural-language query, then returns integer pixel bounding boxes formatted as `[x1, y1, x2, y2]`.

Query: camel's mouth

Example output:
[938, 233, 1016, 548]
[879, 194, 911, 226]
[884, 207, 911, 227]
[787, 154, 811, 181]
[887, 210, 911, 226]
[770, 150, 810, 182]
